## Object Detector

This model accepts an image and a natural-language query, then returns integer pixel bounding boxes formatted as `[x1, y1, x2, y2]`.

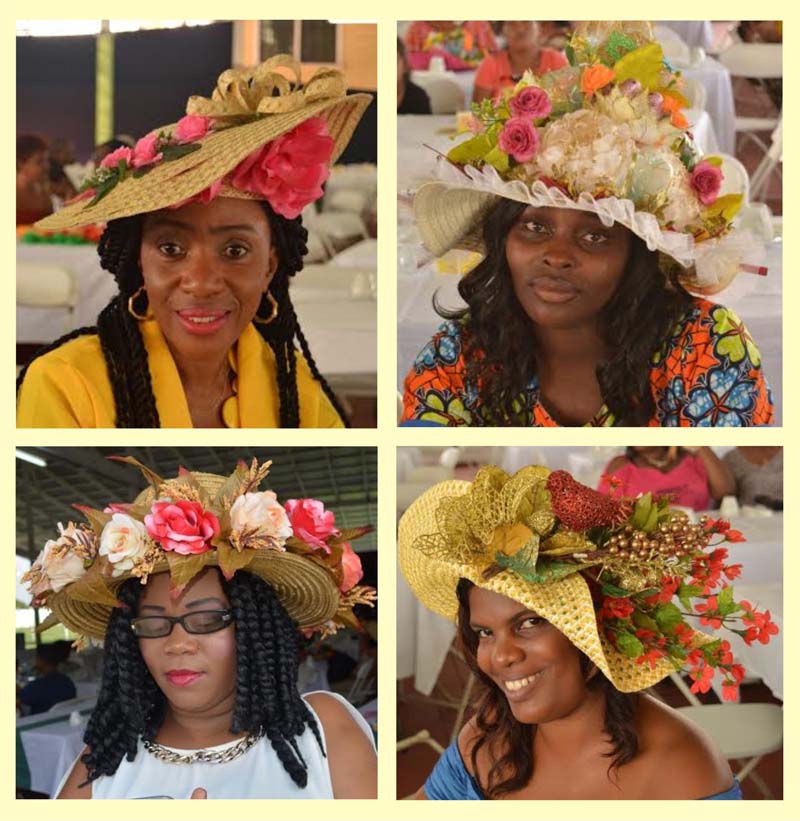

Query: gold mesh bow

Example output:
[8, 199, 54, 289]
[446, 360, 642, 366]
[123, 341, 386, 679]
[186, 54, 347, 121]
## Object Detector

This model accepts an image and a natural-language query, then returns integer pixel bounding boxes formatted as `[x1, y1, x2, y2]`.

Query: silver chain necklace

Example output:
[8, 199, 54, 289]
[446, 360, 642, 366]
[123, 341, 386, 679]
[142, 732, 260, 765]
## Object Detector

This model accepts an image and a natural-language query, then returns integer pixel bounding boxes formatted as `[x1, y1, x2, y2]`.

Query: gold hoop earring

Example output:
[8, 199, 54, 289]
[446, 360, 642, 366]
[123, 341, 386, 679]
[127, 286, 153, 321]
[253, 292, 279, 325]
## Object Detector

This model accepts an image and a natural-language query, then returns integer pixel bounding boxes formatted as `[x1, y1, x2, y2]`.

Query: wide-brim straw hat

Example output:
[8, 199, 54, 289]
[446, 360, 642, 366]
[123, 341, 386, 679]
[37, 56, 371, 232]
[46, 471, 340, 641]
[399, 477, 696, 693]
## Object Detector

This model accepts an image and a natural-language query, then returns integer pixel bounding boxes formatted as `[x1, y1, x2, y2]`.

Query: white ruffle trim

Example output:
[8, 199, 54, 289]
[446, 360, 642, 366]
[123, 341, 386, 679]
[433, 161, 760, 290]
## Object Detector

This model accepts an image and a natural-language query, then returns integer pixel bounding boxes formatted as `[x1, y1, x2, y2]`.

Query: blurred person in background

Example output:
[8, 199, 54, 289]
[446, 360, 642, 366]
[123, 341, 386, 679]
[398, 37, 432, 114]
[598, 447, 735, 511]
[723, 446, 782, 509]
[17, 641, 76, 716]
[473, 21, 568, 103]
[17, 133, 52, 225]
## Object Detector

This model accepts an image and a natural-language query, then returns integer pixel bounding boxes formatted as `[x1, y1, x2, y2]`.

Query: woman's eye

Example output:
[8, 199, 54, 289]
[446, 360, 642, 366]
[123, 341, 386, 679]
[158, 241, 184, 257]
[224, 243, 250, 259]
[520, 221, 548, 235]
[475, 627, 492, 639]
[519, 617, 543, 630]
[581, 231, 609, 245]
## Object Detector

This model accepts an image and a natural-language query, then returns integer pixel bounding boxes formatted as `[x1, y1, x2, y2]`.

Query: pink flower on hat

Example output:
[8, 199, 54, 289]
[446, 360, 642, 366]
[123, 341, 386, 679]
[100, 146, 134, 169]
[284, 498, 338, 552]
[131, 133, 163, 168]
[690, 161, 724, 206]
[174, 115, 210, 144]
[227, 117, 334, 219]
[509, 86, 552, 120]
[339, 542, 363, 592]
[497, 116, 540, 163]
[144, 500, 220, 555]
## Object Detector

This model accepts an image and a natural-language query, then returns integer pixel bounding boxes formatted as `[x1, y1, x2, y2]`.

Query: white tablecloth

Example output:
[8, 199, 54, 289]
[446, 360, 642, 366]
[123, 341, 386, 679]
[17, 244, 376, 387]
[679, 57, 736, 155]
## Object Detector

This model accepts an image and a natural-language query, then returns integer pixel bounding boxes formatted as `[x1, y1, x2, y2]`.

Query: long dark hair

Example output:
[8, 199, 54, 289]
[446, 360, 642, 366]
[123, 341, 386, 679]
[438, 199, 695, 426]
[80, 570, 324, 788]
[16, 202, 348, 428]
[455, 578, 638, 798]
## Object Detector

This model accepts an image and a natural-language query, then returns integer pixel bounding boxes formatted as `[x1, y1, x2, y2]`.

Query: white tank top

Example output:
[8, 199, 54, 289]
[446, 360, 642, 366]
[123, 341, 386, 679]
[56, 692, 374, 799]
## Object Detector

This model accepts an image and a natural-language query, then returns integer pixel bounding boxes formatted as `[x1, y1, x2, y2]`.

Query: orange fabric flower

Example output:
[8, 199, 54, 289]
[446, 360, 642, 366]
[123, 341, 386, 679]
[581, 64, 615, 96]
[671, 111, 689, 129]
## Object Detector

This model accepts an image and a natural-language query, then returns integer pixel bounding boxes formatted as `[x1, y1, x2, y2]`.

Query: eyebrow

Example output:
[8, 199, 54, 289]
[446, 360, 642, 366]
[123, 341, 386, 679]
[139, 596, 227, 613]
[146, 217, 259, 235]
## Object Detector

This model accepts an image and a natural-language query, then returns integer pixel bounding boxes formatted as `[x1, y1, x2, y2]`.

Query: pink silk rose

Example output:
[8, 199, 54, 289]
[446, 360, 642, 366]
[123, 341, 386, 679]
[509, 86, 552, 120]
[132, 133, 163, 168]
[284, 498, 338, 552]
[339, 542, 363, 592]
[227, 117, 334, 219]
[144, 500, 220, 555]
[100, 146, 134, 169]
[497, 117, 540, 163]
[174, 115, 210, 144]
[690, 161, 724, 205]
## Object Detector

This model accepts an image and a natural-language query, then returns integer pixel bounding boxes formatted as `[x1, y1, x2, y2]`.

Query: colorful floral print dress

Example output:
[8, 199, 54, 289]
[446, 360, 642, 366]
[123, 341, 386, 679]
[401, 299, 773, 427]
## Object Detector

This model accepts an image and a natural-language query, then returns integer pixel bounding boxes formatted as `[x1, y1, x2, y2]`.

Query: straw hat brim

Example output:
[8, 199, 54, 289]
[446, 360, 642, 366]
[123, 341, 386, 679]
[45, 470, 341, 640]
[47, 550, 339, 641]
[36, 92, 372, 232]
[399, 479, 699, 693]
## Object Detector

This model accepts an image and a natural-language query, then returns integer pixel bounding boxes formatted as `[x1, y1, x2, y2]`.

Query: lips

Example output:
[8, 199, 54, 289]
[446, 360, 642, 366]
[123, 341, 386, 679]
[501, 670, 544, 700]
[175, 308, 231, 335]
[528, 276, 580, 304]
[166, 669, 204, 687]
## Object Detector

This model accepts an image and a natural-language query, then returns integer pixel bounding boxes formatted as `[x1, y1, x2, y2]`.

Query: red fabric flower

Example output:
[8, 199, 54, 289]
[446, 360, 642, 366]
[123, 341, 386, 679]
[284, 498, 338, 552]
[600, 596, 635, 620]
[339, 542, 363, 592]
[509, 86, 552, 119]
[497, 117, 540, 163]
[100, 146, 133, 169]
[721, 681, 739, 701]
[228, 117, 333, 219]
[144, 500, 220, 555]
[690, 161, 724, 206]
[174, 115, 210, 143]
[636, 648, 665, 670]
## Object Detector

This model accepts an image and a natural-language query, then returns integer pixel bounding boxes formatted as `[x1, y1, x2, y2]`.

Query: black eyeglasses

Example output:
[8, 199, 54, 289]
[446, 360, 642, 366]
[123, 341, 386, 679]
[130, 609, 234, 639]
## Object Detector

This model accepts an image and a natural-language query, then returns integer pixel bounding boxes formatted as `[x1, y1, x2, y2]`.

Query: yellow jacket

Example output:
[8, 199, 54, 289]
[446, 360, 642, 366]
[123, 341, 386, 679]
[17, 320, 344, 428]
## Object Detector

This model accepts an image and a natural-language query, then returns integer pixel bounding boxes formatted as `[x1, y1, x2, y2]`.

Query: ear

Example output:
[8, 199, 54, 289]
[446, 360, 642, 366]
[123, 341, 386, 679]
[264, 245, 279, 289]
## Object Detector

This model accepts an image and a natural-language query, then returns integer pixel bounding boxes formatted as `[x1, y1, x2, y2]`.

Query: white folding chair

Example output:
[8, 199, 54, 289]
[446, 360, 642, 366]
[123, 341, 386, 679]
[413, 76, 465, 114]
[750, 117, 782, 203]
[16, 262, 78, 336]
[718, 43, 782, 156]
[669, 672, 782, 798]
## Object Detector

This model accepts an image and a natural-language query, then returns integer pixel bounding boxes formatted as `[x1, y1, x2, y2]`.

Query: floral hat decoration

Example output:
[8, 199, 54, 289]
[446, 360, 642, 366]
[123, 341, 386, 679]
[23, 457, 376, 642]
[36, 54, 372, 231]
[399, 465, 777, 699]
[413, 21, 763, 294]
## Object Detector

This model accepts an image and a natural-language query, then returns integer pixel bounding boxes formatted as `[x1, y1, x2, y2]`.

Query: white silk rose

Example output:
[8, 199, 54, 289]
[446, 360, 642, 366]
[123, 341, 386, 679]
[99, 513, 148, 577]
[40, 523, 91, 591]
[230, 491, 293, 549]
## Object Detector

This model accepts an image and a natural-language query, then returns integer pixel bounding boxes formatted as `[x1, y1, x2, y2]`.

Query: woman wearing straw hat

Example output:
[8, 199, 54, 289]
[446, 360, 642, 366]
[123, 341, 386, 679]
[17, 56, 371, 428]
[398, 464, 778, 799]
[401, 22, 772, 427]
[23, 457, 377, 798]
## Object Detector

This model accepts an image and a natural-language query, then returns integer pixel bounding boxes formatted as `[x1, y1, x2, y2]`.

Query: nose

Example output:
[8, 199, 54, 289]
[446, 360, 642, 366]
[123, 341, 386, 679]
[179, 246, 225, 296]
[541, 236, 577, 271]
[163, 622, 199, 655]
[492, 632, 525, 668]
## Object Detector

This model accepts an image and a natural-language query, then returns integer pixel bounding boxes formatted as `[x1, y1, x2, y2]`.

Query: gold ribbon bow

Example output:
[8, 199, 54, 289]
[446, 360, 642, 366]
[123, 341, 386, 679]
[185, 53, 346, 120]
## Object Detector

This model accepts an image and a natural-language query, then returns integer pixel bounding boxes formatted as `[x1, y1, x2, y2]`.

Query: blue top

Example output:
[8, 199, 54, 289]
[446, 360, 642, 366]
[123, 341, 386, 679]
[424, 741, 743, 800]
[19, 672, 76, 716]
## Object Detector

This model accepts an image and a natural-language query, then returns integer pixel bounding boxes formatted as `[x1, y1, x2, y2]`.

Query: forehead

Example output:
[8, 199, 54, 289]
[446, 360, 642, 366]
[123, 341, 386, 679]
[468, 585, 540, 622]
[142, 197, 270, 234]
[138, 567, 228, 609]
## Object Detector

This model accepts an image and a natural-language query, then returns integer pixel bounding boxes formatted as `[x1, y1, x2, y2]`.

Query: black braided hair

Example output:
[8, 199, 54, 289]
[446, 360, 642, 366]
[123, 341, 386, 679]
[455, 578, 638, 798]
[80, 571, 323, 789]
[16, 202, 349, 427]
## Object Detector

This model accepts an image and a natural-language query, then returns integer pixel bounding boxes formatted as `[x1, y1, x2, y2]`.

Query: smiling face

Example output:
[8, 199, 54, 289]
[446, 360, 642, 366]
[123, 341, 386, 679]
[137, 568, 236, 716]
[468, 585, 590, 725]
[139, 198, 278, 363]
[504, 206, 632, 331]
